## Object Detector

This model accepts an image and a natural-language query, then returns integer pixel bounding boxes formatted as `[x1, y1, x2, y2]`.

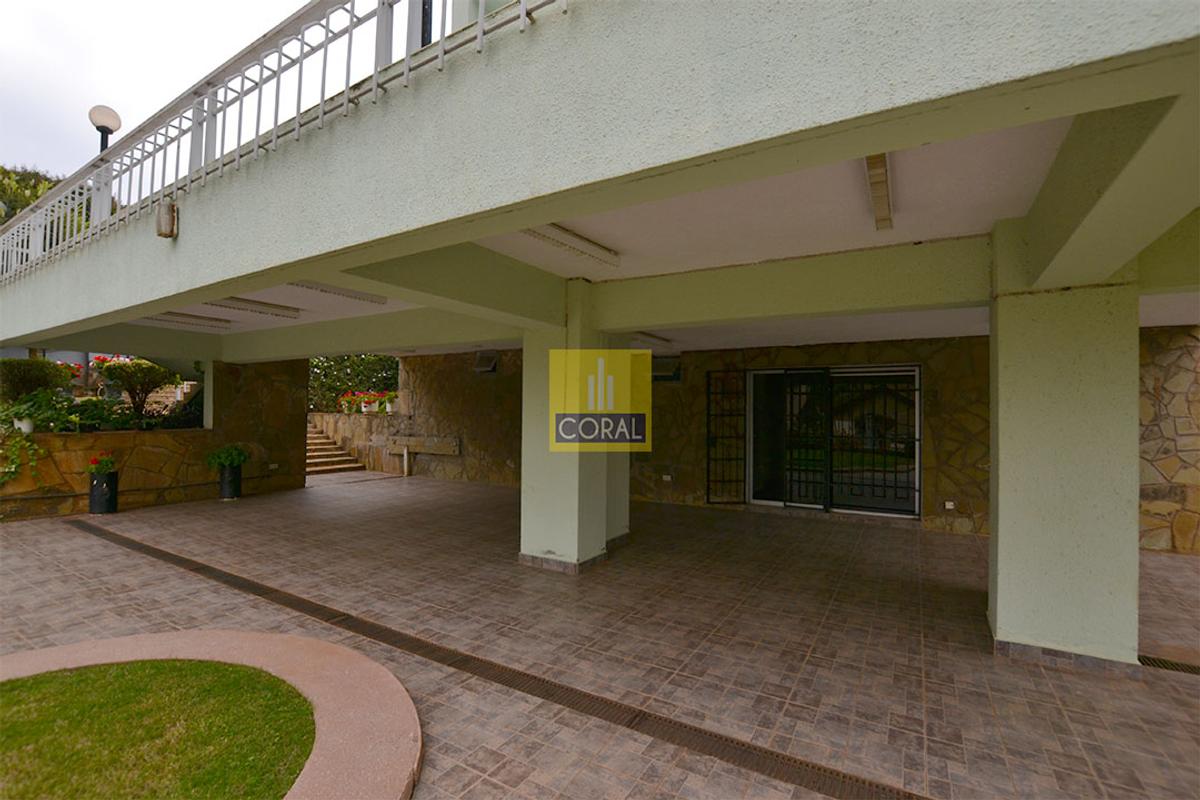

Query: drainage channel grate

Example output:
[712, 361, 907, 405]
[1138, 654, 1200, 675]
[67, 518, 927, 800]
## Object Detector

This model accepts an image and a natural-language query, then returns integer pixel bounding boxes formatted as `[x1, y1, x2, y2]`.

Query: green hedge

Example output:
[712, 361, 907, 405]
[0, 359, 71, 403]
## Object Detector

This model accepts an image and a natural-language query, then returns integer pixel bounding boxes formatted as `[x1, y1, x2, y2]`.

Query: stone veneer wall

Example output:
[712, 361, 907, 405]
[0, 360, 307, 521]
[310, 350, 522, 486]
[1138, 325, 1200, 553]
[633, 337, 992, 534]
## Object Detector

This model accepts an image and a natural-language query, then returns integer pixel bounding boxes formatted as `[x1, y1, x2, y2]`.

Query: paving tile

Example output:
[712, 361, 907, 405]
[3, 476, 1199, 799]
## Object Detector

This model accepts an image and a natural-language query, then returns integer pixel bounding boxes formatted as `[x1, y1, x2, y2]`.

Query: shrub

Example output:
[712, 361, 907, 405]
[97, 358, 178, 417]
[206, 444, 249, 469]
[0, 359, 72, 402]
[158, 389, 204, 430]
[72, 397, 136, 432]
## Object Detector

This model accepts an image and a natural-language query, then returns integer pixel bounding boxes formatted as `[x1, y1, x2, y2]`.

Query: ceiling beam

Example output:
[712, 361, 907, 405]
[590, 236, 991, 332]
[219, 307, 521, 362]
[341, 243, 566, 330]
[1136, 208, 1200, 294]
[21, 324, 222, 362]
[1025, 93, 1199, 290]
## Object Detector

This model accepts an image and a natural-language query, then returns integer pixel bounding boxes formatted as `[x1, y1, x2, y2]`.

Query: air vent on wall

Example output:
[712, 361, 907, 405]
[473, 350, 499, 373]
[652, 356, 681, 382]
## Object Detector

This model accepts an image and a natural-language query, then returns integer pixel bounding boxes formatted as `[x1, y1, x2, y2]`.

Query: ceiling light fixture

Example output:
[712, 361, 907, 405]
[521, 223, 620, 268]
[288, 280, 388, 305]
[204, 296, 302, 319]
[142, 311, 233, 331]
[864, 153, 893, 231]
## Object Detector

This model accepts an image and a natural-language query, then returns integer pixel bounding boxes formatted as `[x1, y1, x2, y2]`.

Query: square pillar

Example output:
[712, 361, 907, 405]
[989, 221, 1140, 664]
[519, 281, 631, 572]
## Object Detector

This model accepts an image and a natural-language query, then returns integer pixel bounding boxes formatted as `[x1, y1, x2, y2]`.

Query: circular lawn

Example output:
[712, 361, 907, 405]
[0, 659, 315, 800]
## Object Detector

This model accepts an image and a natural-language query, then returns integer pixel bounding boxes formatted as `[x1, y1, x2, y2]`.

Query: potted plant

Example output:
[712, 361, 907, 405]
[11, 411, 33, 434]
[86, 450, 118, 514]
[207, 444, 249, 500]
[6, 390, 71, 434]
[382, 391, 398, 414]
[361, 392, 381, 413]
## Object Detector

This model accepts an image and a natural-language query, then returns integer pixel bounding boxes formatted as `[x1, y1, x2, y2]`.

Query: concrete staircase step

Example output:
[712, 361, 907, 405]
[305, 427, 366, 475]
[306, 455, 360, 465]
[306, 463, 367, 475]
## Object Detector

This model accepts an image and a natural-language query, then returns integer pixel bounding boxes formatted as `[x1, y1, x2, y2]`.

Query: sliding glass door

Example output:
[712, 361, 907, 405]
[748, 367, 919, 516]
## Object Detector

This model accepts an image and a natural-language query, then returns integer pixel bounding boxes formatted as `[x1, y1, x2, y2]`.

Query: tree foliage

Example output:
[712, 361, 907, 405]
[1, 165, 59, 224]
[309, 355, 399, 412]
[98, 358, 179, 417]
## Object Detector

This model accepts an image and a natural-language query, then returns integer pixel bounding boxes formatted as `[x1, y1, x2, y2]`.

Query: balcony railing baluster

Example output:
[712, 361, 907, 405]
[0, 0, 564, 286]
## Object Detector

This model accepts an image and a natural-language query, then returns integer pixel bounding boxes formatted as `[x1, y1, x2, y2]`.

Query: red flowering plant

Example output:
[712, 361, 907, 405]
[85, 450, 117, 475]
[338, 390, 389, 413]
[54, 361, 83, 381]
[91, 354, 118, 368]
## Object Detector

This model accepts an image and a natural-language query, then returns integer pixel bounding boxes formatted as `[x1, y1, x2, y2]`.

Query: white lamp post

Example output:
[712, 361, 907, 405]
[88, 105, 122, 153]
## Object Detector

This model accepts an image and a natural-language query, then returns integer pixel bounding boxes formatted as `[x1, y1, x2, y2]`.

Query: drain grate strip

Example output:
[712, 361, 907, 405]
[1138, 654, 1200, 675]
[66, 518, 927, 800]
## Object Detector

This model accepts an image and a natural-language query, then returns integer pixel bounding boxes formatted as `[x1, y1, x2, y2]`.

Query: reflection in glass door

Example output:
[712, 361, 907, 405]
[748, 367, 919, 516]
[784, 371, 829, 507]
[829, 371, 919, 514]
[751, 372, 787, 503]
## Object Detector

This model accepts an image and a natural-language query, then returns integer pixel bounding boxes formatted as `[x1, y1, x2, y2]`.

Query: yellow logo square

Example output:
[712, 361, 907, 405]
[548, 349, 652, 452]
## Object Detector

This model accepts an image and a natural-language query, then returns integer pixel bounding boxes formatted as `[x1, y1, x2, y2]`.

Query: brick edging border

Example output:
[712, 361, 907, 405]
[0, 630, 423, 800]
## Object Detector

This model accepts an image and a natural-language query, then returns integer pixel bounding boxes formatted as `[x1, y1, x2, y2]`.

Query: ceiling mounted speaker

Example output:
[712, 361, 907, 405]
[473, 350, 499, 373]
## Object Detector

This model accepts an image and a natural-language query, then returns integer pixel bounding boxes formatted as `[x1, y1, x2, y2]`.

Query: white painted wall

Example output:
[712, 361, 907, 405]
[3, 0, 1195, 343]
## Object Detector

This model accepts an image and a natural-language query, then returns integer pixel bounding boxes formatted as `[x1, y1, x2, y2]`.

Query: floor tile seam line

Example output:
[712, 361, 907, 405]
[809, 528, 868, 767]
[917, 531, 940, 796]
[647, 559, 788, 730]
[1035, 658, 1109, 789]
[64, 517, 931, 800]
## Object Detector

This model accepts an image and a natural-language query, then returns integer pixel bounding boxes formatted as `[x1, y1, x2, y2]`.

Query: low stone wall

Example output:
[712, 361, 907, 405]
[309, 412, 406, 473]
[1, 360, 307, 521]
[1139, 326, 1200, 553]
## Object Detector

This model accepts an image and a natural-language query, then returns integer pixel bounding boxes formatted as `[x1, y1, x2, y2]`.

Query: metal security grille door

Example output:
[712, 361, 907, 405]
[784, 371, 830, 507]
[744, 366, 920, 516]
[828, 370, 919, 514]
[706, 371, 747, 503]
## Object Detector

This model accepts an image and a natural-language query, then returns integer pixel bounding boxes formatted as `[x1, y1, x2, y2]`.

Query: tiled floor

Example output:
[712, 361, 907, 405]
[1140, 551, 1200, 665]
[2, 475, 1198, 800]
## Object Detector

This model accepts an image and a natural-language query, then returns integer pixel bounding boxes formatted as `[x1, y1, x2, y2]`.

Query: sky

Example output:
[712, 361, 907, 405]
[1, 0, 307, 177]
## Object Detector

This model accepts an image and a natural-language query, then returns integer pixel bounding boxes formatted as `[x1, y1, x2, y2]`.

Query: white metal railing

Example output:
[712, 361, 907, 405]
[0, 0, 564, 286]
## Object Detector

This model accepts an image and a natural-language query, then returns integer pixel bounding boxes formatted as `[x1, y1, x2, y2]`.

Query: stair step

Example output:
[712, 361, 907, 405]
[306, 456, 361, 467]
[306, 463, 367, 475]
[303, 428, 364, 473]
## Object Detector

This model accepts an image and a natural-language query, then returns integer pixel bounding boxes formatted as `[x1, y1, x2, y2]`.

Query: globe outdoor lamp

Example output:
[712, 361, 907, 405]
[88, 105, 122, 153]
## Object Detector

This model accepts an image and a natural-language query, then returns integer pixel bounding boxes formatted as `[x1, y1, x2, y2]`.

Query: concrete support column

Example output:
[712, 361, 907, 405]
[988, 221, 1141, 664]
[519, 280, 630, 572]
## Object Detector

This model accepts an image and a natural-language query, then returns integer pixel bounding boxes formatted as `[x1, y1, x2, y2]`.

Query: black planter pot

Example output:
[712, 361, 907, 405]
[219, 464, 242, 500]
[89, 471, 118, 514]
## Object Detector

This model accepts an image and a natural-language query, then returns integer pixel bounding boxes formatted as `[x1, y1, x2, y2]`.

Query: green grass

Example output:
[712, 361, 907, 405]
[0, 659, 315, 800]
[788, 450, 914, 471]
